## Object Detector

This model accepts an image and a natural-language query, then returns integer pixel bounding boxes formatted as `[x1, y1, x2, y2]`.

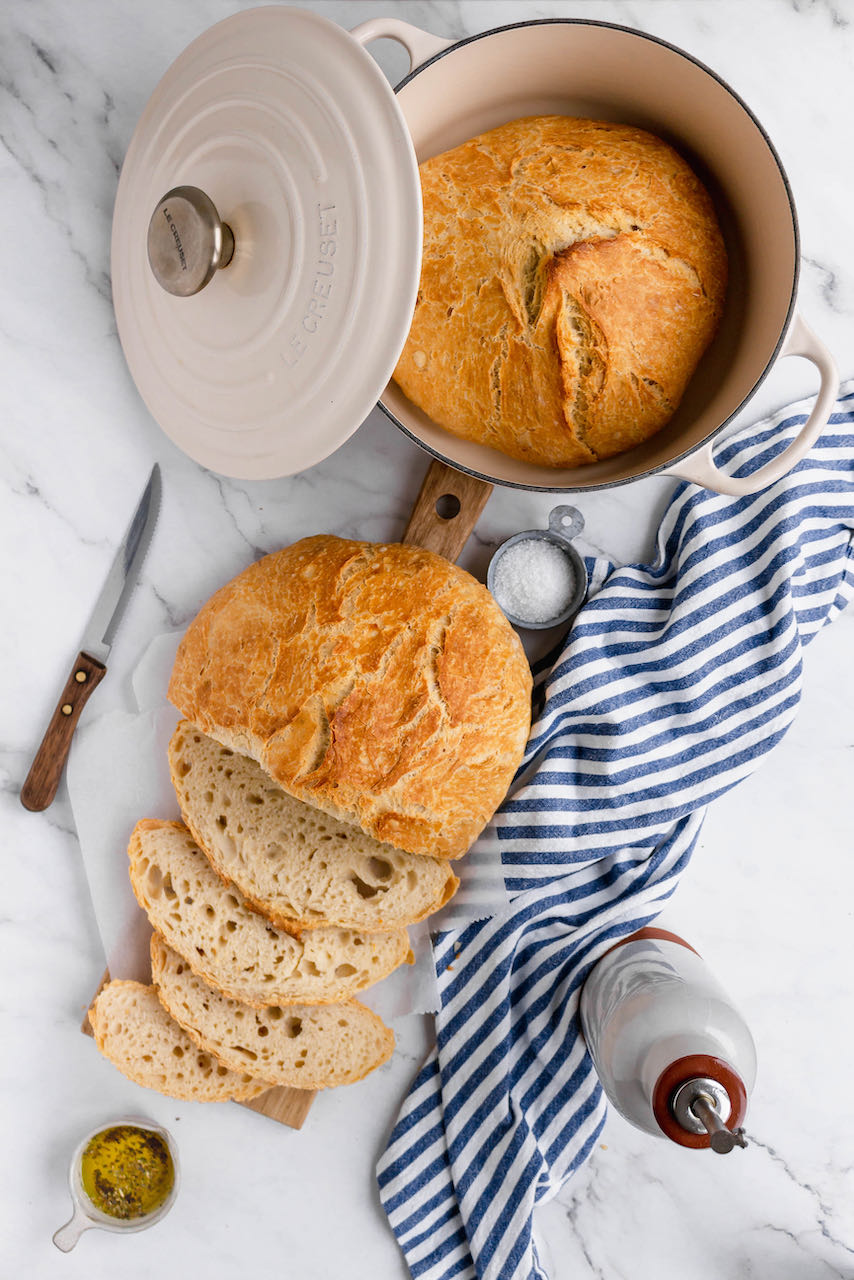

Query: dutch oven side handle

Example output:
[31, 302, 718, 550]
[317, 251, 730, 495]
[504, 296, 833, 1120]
[348, 17, 455, 74]
[665, 312, 840, 497]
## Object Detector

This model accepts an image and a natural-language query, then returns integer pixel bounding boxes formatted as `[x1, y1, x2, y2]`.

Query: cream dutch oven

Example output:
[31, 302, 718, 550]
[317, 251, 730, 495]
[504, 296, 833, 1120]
[112, 8, 838, 496]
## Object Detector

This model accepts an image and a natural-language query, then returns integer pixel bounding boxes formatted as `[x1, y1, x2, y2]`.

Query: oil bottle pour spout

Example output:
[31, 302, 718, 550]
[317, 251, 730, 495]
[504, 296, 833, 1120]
[671, 1077, 749, 1154]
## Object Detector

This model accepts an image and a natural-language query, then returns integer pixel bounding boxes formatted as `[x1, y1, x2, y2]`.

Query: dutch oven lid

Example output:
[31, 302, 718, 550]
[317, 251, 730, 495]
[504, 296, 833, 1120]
[111, 6, 422, 479]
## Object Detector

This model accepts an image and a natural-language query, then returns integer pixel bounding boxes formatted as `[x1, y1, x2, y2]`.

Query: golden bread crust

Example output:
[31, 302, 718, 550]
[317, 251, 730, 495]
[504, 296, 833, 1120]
[168, 536, 532, 858]
[393, 115, 728, 467]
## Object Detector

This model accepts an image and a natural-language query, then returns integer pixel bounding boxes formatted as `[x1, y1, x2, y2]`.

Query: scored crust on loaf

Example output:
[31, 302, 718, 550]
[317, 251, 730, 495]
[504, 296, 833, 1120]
[168, 723, 458, 930]
[151, 935, 395, 1091]
[168, 537, 532, 859]
[128, 819, 413, 1006]
[88, 979, 266, 1102]
[393, 115, 728, 467]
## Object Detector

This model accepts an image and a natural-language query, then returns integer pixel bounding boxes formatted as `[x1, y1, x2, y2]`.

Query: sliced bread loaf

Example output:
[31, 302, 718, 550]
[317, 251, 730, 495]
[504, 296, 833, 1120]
[168, 722, 458, 932]
[167, 537, 532, 857]
[151, 934, 394, 1090]
[129, 820, 412, 1007]
[88, 979, 266, 1102]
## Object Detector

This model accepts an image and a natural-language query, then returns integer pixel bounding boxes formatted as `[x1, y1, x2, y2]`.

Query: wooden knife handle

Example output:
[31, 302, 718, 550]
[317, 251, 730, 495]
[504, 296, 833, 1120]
[20, 651, 107, 812]
[402, 459, 493, 561]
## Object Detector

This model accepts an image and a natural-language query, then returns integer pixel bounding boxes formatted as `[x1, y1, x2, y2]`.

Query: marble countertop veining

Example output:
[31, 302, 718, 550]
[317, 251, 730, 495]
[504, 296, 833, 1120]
[1, 1, 853, 1276]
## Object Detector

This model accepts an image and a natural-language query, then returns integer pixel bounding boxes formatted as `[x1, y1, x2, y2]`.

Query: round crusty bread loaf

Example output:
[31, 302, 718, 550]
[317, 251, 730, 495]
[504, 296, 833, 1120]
[393, 114, 728, 467]
[168, 536, 532, 859]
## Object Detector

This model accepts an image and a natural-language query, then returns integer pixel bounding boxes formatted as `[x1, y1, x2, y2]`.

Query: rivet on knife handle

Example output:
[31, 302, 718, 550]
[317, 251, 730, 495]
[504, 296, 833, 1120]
[20, 652, 107, 812]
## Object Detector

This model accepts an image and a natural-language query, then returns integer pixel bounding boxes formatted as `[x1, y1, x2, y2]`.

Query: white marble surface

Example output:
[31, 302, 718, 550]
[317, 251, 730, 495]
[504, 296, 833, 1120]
[1, 0, 853, 1276]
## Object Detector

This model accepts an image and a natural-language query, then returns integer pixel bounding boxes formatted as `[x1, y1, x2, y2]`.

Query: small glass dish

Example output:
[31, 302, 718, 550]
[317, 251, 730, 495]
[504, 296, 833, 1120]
[487, 505, 588, 630]
[53, 1115, 180, 1252]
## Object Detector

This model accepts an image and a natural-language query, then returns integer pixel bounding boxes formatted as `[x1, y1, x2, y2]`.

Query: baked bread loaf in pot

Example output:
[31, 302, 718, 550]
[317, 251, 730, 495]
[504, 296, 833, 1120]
[370, 16, 837, 496]
[393, 114, 728, 470]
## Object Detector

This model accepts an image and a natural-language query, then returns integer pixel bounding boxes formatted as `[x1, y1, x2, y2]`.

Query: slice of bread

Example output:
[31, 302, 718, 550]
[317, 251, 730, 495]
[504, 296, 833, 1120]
[151, 934, 394, 1090]
[168, 722, 458, 932]
[88, 979, 266, 1102]
[128, 820, 412, 1007]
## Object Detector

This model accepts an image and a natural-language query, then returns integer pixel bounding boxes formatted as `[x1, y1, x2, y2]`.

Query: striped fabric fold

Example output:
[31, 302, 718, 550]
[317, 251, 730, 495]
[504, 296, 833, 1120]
[378, 386, 854, 1280]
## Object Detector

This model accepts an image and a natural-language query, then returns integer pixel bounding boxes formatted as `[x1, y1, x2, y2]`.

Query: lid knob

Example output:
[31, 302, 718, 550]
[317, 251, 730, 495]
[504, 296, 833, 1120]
[147, 186, 235, 297]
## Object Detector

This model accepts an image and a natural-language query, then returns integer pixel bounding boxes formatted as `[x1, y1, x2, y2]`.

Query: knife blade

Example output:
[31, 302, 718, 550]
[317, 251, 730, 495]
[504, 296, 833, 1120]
[20, 464, 161, 812]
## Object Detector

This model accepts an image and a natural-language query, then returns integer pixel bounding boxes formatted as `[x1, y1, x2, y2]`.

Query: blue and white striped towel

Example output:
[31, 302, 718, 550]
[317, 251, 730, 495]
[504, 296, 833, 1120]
[378, 385, 854, 1280]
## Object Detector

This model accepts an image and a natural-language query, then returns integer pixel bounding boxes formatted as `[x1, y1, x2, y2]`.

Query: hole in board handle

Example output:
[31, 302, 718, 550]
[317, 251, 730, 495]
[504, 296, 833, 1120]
[435, 494, 461, 520]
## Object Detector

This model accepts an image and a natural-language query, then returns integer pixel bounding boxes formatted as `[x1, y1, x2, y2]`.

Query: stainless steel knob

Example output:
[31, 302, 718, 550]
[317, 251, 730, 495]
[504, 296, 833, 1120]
[147, 186, 235, 297]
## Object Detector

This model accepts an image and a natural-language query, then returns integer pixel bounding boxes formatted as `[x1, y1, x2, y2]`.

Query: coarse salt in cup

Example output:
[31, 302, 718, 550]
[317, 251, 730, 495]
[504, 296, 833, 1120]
[487, 506, 588, 631]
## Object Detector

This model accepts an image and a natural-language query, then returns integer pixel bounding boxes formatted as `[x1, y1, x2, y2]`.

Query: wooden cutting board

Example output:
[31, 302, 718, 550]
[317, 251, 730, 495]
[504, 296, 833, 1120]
[82, 458, 493, 1128]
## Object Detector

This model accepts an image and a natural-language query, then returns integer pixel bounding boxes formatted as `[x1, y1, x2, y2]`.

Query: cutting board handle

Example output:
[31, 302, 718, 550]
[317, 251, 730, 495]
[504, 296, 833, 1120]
[402, 459, 493, 560]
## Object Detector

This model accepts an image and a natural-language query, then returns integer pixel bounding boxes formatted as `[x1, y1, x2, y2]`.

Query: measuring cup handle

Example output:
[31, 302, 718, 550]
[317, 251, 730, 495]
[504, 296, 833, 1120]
[548, 505, 585, 543]
[53, 1203, 93, 1252]
[348, 17, 454, 72]
[665, 311, 839, 496]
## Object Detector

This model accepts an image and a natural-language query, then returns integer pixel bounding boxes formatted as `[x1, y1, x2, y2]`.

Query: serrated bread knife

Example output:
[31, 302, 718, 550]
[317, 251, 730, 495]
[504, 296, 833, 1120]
[20, 464, 161, 812]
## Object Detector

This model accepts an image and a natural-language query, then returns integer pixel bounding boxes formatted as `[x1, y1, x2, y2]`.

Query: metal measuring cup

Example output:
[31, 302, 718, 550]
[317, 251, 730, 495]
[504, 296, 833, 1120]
[486, 505, 588, 630]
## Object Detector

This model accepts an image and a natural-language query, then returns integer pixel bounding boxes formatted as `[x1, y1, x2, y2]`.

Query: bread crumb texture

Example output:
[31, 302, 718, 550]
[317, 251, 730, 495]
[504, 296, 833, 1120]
[151, 935, 395, 1090]
[394, 115, 728, 467]
[89, 980, 266, 1102]
[128, 818, 412, 1006]
[168, 537, 532, 858]
[167, 727, 458, 930]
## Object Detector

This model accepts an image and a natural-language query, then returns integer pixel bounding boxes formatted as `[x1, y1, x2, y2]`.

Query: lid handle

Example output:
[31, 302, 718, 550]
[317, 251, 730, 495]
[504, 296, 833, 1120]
[147, 186, 235, 297]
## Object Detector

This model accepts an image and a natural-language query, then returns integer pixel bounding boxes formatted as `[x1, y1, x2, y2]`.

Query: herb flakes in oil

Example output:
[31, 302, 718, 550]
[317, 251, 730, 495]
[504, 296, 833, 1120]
[80, 1125, 174, 1220]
